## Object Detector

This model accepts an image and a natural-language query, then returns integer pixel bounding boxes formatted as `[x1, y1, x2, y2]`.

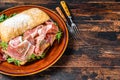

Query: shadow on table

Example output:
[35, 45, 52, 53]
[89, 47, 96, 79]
[56, 31, 120, 69]
[79, 32, 120, 69]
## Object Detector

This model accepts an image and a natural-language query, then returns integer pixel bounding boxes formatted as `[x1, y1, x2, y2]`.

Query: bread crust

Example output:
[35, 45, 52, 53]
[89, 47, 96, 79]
[0, 8, 50, 42]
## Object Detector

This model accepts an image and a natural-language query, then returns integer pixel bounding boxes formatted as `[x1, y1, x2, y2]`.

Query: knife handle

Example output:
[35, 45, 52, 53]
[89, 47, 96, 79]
[56, 7, 67, 22]
[60, 1, 70, 17]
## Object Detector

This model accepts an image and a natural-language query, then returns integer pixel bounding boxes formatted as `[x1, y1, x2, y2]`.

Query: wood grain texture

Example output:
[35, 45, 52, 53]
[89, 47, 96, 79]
[0, 0, 120, 79]
[0, 67, 120, 80]
[1, 2, 120, 31]
[0, 0, 119, 3]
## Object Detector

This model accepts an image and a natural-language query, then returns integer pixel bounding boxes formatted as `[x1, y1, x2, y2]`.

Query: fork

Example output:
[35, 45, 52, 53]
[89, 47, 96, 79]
[56, 7, 77, 40]
[60, 1, 79, 39]
[60, 1, 89, 45]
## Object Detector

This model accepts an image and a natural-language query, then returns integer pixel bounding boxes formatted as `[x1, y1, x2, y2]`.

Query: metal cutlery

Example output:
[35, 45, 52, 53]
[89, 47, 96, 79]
[60, 1, 79, 37]
[60, 1, 89, 45]
[56, 7, 76, 40]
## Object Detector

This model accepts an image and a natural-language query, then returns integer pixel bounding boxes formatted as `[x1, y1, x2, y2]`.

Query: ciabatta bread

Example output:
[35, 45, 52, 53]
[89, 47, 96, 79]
[0, 8, 50, 42]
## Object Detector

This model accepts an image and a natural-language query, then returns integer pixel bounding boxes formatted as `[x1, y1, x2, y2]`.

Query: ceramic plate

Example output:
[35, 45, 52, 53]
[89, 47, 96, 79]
[0, 5, 68, 76]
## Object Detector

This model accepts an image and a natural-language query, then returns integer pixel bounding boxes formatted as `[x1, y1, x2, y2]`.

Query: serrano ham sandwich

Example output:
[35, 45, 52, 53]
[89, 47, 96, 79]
[0, 8, 61, 65]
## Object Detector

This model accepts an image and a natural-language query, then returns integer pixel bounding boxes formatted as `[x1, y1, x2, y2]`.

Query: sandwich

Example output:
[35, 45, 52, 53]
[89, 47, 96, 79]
[0, 8, 62, 65]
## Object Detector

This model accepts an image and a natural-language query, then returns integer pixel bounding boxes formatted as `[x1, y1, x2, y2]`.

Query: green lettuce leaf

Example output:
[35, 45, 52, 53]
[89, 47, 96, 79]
[7, 57, 21, 66]
[0, 13, 17, 23]
[0, 41, 8, 50]
[56, 30, 62, 43]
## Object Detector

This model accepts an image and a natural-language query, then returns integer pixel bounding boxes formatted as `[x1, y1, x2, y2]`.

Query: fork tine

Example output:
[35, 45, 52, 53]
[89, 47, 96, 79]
[70, 27, 78, 40]
[69, 24, 89, 45]
[67, 27, 76, 40]
[72, 32, 77, 40]
[71, 25, 79, 38]
[73, 25, 79, 34]
[72, 24, 90, 45]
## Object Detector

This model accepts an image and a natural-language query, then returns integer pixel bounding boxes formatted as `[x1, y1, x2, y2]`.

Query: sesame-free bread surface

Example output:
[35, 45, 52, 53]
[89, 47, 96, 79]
[0, 8, 50, 42]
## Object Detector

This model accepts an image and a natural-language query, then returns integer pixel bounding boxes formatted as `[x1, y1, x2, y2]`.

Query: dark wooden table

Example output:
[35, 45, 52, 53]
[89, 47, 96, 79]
[0, 0, 120, 80]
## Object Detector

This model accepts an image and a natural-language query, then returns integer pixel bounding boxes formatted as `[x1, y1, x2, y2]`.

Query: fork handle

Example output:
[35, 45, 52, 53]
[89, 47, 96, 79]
[56, 7, 67, 22]
[60, 1, 71, 17]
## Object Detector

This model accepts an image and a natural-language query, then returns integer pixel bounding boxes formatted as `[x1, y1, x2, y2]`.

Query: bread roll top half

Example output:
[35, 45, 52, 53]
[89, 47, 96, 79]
[0, 8, 50, 42]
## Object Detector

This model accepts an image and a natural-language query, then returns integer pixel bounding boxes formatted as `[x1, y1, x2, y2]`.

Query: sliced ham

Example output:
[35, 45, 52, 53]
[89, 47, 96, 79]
[23, 27, 37, 41]
[23, 25, 44, 45]
[9, 36, 23, 47]
[0, 49, 6, 62]
[6, 40, 32, 61]
[34, 23, 58, 55]
[0, 47, 7, 62]
[4, 20, 59, 63]
[34, 38, 50, 56]
[24, 36, 35, 45]
[23, 25, 43, 40]
[35, 41, 49, 56]
[35, 35, 45, 53]
[47, 24, 59, 34]
[0, 53, 4, 62]
[45, 35, 56, 45]
[45, 24, 59, 45]
[26, 45, 35, 59]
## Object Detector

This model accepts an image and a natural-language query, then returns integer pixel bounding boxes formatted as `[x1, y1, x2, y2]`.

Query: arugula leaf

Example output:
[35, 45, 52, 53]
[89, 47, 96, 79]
[0, 41, 8, 50]
[40, 53, 46, 58]
[30, 54, 36, 60]
[29, 53, 46, 60]
[56, 30, 62, 43]
[28, 52, 46, 62]
[0, 13, 17, 23]
[7, 57, 20, 66]
[14, 60, 20, 66]
[7, 57, 15, 63]
[0, 14, 7, 22]
[36, 56, 41, 59]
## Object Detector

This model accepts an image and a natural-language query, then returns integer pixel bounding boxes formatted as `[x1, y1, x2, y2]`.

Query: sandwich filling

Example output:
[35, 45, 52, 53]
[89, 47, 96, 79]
[0, 8, 62, 65]
[7, 20, 58, 61]
[0, 20, 59, 65]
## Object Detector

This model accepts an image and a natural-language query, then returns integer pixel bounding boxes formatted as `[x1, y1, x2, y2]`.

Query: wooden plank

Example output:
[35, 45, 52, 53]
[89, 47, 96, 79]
[68, 32, 120, 46]
[54, 32, 120, 67]
[53, 34, 120, 67]
[0, 0, 119, 3]
[2, 3, 120, 18]
[0, 67, 120, 80]
[76, 21, 120, 32]
[0, 0, 57, 4]
[0, 1, 120, 10]
[1, 3, 120, 32]
[54, 52, 120, 67]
